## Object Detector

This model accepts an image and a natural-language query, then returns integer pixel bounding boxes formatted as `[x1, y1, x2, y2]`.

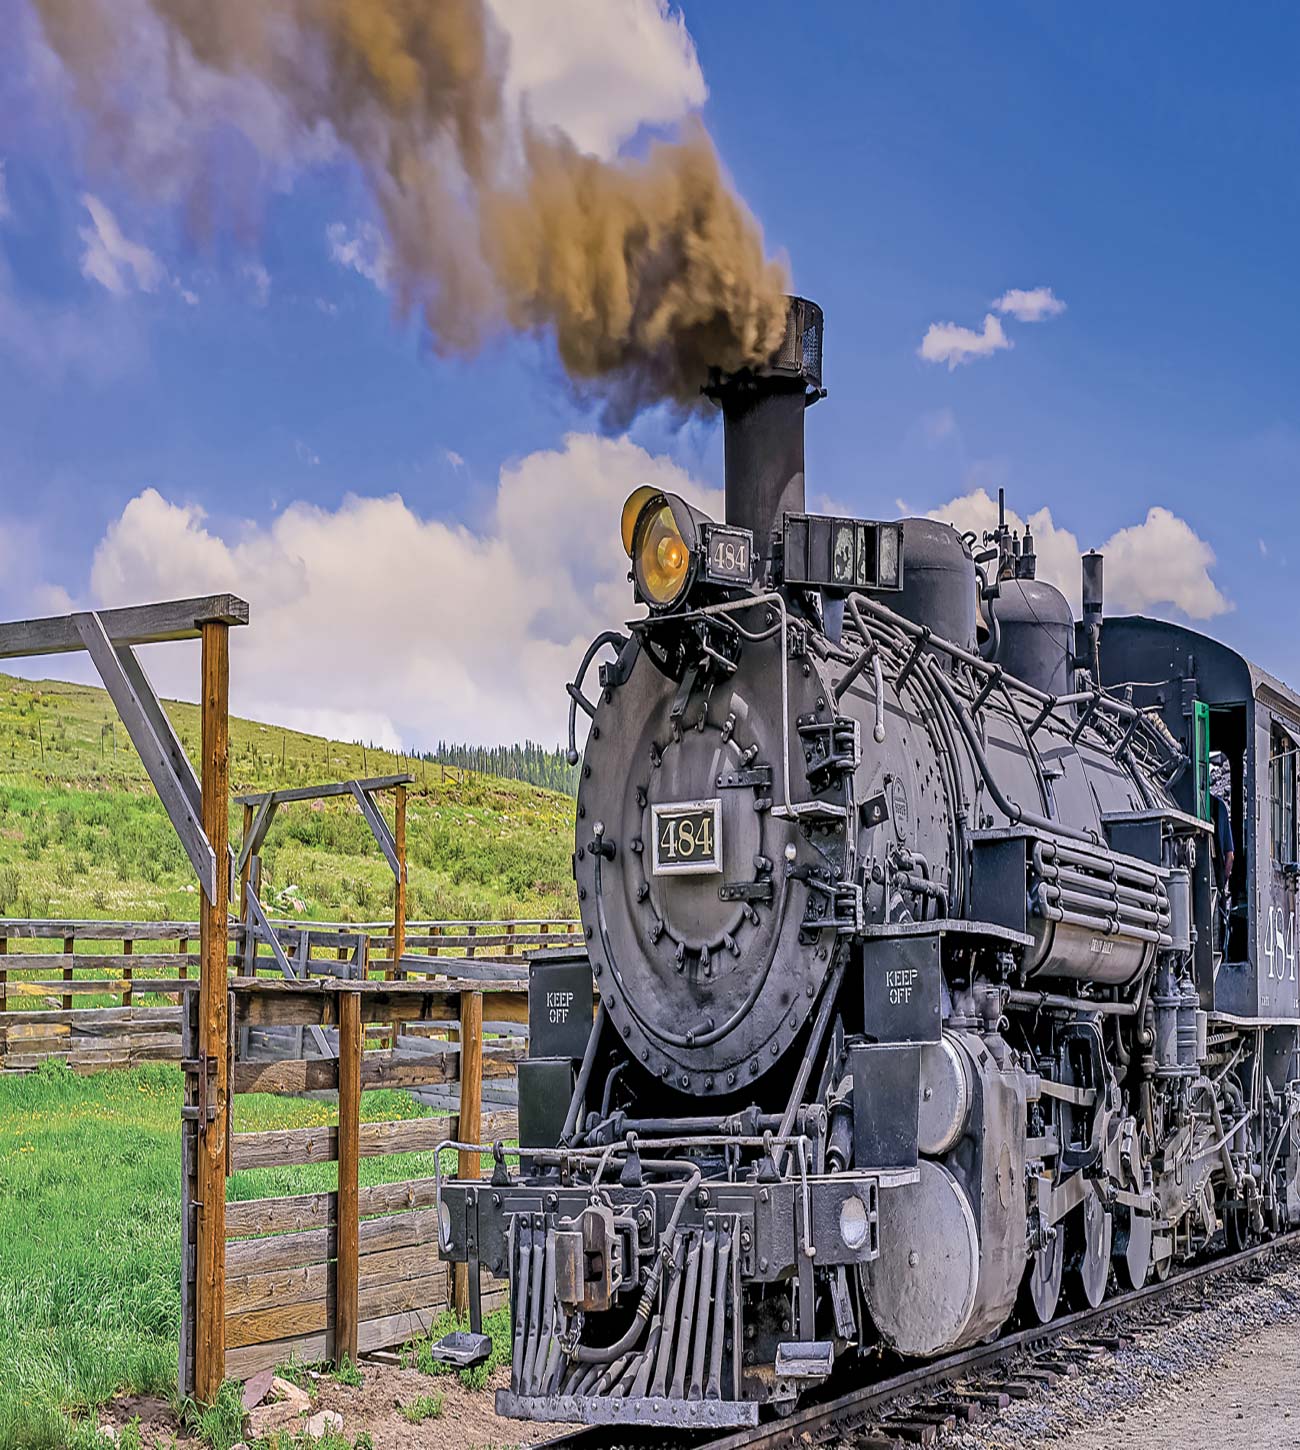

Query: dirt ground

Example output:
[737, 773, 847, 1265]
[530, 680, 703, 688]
[945, 1258, 1300, 1450]
[1049, 1319, 1300, 1450]
[98, 1363, 568, 1450]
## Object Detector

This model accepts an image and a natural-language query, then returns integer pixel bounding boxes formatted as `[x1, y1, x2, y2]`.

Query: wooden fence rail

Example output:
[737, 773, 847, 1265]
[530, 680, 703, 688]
[0, 916, 580, 1074]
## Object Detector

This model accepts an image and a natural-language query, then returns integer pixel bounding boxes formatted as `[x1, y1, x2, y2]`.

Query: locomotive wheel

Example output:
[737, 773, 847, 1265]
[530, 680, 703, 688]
[1113, 1205, 1152, 1290]
[1067, 1182, 1112, 1309]
[1223, 1197, 1249, 1253]
[1026, 1226, 1064, 1323]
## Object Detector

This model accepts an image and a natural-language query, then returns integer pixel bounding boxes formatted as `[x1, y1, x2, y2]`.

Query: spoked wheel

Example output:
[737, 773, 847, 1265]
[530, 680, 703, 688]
[1113, 1205, 1152, 1290]
[1027, 1224, 1064, 1324]
[1067, 1181, 1112, 1309]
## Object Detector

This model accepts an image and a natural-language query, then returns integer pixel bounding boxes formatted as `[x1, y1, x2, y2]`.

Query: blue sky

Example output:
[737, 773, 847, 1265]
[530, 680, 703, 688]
[0, 1, 1297, 747]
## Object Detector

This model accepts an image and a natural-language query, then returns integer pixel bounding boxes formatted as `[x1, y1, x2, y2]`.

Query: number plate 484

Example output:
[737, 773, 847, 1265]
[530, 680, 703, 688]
[650, 799, 723, 876]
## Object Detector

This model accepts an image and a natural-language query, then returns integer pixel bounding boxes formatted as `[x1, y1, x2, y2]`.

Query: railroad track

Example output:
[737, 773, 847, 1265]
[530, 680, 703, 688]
[535, 1231, 1300, 1450]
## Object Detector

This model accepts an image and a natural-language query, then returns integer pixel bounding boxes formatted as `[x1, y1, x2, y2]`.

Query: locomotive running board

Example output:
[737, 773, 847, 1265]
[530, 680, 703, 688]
[495, 1391, 759, 1428]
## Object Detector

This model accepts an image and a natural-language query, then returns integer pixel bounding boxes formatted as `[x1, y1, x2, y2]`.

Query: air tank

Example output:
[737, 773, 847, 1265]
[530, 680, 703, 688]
[992, 578, 1075, 697]
[873, 518, 978, 653]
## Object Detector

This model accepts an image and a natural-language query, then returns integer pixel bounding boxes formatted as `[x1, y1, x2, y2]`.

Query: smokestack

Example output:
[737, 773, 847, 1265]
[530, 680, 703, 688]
[706, 296, 824, 567]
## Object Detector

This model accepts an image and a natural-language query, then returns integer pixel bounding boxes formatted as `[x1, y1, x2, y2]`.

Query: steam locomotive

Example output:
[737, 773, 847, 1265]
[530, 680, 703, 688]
[436, 298, 1300, 1428]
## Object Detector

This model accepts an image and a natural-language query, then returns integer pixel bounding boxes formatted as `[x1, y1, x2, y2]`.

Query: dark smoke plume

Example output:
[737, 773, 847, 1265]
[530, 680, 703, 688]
[31, 0, 790, 416]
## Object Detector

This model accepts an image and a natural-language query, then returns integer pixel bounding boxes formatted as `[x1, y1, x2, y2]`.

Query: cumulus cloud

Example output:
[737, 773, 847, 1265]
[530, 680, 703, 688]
[488, 0, 707, 158]
[920, 488, 1230, 621]
[325, 222, 392, 293]
[79, 194, 165, 296]
[79, 434, 718, 748]
[918, 313, 1012, 370]
[993, 286, 1066, 322]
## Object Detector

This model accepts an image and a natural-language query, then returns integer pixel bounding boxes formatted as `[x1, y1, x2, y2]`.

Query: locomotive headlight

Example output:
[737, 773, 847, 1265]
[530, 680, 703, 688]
[623, 488, 701, 611]
[839, 1194, 871, 1252]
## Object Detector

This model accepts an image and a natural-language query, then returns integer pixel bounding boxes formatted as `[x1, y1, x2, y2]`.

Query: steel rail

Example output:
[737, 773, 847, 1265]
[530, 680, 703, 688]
[531, 1230, 1300, 1450]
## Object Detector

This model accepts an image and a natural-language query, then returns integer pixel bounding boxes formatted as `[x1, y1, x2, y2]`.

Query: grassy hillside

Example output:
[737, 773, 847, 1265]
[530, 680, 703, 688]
[0, 672, 577, 923]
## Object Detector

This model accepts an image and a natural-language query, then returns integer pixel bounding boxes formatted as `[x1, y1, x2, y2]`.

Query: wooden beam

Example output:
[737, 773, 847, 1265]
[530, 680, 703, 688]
[453, 988, 483, 1316]
[335, 989, 361, 1366]
[238, 803, 254, 972]
[0, 594, 248, 660]
[194, 619, 231, 1404]
[232, 773, 413, 807]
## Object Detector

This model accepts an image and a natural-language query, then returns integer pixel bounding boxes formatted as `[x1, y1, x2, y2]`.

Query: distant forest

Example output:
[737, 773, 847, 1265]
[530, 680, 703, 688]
[428, 740, 578, 796]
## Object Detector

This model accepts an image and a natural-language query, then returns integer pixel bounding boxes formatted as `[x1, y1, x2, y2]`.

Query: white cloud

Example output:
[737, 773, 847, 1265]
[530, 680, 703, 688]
[993, 286, 1066, 322]
[80, 434, 718, 747]
[488, 0, 707, 159]
[917, 313, 1012, 370]
[920, 488, 1230, 621]
[326, 221, 391, 293]
[243, 261, 271, 307]
[78, 194, 165, 296]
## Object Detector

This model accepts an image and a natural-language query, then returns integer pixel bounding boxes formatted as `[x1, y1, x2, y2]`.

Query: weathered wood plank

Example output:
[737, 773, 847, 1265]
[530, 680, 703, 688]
[232, 1114, 456, 1172]
[0, 953, 199, 970]
[226, 1190, 334, 1240]
[0, 594, 248, 659]
[224, 1273, 446, 1349]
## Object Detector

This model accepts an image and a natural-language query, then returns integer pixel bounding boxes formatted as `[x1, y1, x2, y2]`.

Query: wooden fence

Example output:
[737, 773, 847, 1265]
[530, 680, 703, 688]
[182, 977, 525, 1388]
[0, 916, 580, 1075]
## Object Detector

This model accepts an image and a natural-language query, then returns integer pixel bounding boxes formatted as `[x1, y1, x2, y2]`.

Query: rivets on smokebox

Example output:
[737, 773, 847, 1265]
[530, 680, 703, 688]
[705, 1076, 715, 1090]
[578, 805, 586, 819]
[749, 1059, 759, 1076]
[636, 883, 650, 901]
[583, 764, 591, 779]
[680, 1074, 690, 1089]
[641, 1048, 649, 1061]
[727, 1070, 737, 1086]
[578, 887, 587, 901]
[636, 787, 648, 808]
[631, 838, 644, 854]
[770, 1041, 780, 1057]
[585, 926, 593, 939]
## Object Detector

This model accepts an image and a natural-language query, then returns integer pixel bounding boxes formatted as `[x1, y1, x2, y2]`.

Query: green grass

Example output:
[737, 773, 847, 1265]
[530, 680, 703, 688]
[0, 671, 577, 923]
[0, 1061, 502, 1450]
[398, 1390, 445, 1423]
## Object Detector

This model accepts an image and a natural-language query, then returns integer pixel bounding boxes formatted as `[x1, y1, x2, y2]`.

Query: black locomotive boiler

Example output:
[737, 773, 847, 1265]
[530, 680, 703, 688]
[436, 298, 1300, 1428]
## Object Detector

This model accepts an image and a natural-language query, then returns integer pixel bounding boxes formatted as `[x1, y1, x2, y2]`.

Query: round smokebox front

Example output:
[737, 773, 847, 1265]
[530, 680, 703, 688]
[576, 618, 833, 1095]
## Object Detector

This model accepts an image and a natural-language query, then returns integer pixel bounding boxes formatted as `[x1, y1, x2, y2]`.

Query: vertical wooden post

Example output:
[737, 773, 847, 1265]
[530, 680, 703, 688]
[122, 937, 133, 1009]
[336, 989, 362, 1365]
[194, 619, 230, 1405]
[0, 934, 8, 1019]
[453, 988, 484, 1315]
[392, 784, 407, 980]
[62, 933, 74, 1013]
[239, 803, 254, 972]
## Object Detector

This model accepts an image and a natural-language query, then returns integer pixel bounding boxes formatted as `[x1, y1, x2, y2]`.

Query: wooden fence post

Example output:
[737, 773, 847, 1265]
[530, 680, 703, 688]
[0, 934, 7, 1021]
[122, 936, 133, 1010]
[453, 988, 484, 1315]
[194, 619, 231, 1404]
[239, 802, 254, 972]
[62, 933, 74, 1013]
[336, 989, 362, 1365]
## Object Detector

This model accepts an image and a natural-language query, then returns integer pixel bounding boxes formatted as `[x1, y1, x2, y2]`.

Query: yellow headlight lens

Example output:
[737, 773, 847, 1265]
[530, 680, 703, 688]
[620, 485, 659, 557]
[634, 502, 692, 607]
